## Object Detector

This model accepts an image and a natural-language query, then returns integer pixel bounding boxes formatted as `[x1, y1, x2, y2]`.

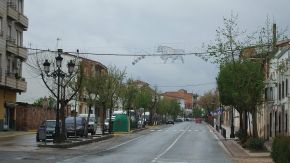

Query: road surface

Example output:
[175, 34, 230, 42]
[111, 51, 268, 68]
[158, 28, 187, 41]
[0, 122, 232, 163]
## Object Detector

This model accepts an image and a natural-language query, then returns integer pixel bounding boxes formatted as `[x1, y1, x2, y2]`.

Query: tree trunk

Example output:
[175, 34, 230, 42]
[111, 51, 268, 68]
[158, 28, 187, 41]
[109, 107, 113, 134]
[149, 108, 153, 126]
[239, 110, 243, 131]
[102, 104, 106, 135]
[85, 105, 91, 137]
[252, 108, 258, 138]
[244, 110, 248, 137]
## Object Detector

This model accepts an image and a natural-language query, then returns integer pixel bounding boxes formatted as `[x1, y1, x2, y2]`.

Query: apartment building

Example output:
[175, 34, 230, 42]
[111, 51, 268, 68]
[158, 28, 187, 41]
[0, 0, 28, 130]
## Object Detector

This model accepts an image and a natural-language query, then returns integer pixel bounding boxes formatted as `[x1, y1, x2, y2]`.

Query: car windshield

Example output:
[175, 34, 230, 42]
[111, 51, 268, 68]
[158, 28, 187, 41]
[65, 117, 83, 125]
[44, 121, 55, 128]
[89, 117, 95, 122]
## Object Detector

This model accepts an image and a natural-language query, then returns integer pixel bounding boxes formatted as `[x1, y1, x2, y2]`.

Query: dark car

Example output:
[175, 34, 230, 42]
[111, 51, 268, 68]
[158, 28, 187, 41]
[166, 119, 175, 125]
[65, 116, 86, 137]
[36, 120, 58, 142]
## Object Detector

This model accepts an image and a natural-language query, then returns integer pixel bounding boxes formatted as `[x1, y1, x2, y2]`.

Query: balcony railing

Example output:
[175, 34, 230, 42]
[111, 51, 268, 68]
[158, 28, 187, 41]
[6, 40, 27, 60]
[7, 2, 28, 30]
[0, 70, 27, 92]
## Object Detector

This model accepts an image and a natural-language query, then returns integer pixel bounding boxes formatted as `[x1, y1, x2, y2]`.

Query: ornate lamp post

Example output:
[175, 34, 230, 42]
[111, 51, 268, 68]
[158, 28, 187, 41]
[42, 49, 75, 142]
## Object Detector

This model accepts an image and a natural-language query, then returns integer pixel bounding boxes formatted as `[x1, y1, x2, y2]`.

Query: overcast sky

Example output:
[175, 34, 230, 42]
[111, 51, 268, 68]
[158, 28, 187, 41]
[18, 0, 290, 103]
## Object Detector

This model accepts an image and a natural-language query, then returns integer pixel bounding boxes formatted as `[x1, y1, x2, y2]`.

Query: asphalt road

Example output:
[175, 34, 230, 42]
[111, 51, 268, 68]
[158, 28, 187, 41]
[0, 122, 232, 163]
[62, 122, 233, 163]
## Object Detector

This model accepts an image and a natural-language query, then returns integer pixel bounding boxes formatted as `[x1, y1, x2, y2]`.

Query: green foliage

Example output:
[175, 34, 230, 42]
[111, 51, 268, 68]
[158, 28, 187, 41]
[119, 79, 138, 111]
[33, 96, 56, 109]
[245, 137, 265, 151]
[192, 108, 204, 118]
[156, 98, 181, 119]
[217, 60, 265, 110]
[235, 129, 248, 144]
[271, 136, 290, 163]
[134, 86, 153, 111]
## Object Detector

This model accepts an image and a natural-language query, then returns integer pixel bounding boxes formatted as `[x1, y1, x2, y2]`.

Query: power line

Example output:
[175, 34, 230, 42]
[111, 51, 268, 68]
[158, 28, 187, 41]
[8, 44, 213, 57]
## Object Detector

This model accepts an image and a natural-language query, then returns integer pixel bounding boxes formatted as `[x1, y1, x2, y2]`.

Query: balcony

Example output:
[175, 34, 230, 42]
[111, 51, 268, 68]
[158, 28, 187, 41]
[6, 75, 27, 92]
[7, 2, 28, 30]
[0, 71, 27, 92]
[6, 39, 27, 60]
[7, 3, 18, 21]
[18, 14, 28, 29]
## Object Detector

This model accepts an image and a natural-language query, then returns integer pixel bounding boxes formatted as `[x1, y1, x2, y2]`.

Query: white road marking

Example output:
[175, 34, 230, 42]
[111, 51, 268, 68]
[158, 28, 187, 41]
[150, 130, 155, 132]
[151, 125, 191, 163]
[180, 130, 184, 131]
[158, 130, 162, 131]
[207, 125, 231, 156]
[173, 130, 177, 131]
[188, 130, 192, 131]
[194, 130, 199, 132]
[62, 135, 145, 162]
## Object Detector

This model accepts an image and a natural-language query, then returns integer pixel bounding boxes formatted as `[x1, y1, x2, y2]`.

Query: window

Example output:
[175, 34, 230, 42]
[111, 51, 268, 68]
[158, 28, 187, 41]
[0, 17, 2, 34]
[16, 30, 22, 46]
[8, 25, 12, 38]
[18, 0, 23, 13]
[270, 87, 273, 100]
[282, 81, 285, 98]
[6, 56, 11, 74]
[286, 79, 288, 97]
[279, 83, 281, 100]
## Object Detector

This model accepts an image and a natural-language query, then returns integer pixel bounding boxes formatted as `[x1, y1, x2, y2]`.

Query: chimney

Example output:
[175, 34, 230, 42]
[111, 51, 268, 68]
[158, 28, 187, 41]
[272, 23, 277, 52]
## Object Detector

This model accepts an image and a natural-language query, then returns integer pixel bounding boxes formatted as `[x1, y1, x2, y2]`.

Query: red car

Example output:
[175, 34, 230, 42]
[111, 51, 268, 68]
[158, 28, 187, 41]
[195, 118, 202, 123]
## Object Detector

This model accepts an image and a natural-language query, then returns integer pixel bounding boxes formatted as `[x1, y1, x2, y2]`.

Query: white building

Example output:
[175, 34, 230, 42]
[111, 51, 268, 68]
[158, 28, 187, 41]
[266, 40, 290, 138]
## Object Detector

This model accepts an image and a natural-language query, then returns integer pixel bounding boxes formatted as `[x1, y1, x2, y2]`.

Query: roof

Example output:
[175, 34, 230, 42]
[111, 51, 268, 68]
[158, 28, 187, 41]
[63, 52, 107, 70]
[162, 90, 193, 109]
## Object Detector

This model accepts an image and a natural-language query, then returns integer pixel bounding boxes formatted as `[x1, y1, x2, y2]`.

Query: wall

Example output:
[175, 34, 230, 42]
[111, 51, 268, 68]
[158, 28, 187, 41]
[15, 105, 56, 131]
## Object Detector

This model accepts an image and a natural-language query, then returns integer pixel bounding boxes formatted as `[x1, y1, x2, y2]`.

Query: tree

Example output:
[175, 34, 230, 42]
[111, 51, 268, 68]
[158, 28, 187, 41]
[33, 96, 56, 109]
[197, 90, 219, 115]
[206, 12, 251, 64]
[106, 66, 126, 134]
[217, 60, 265, 138]
[83, 66, 126, 135]
[119, 78, 138, 116]
[134, 86, 153, 125]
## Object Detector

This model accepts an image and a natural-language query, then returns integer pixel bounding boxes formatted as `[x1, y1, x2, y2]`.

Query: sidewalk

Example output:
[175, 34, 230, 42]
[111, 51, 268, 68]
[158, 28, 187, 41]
[0, 130, 35, 139]
[209, 125, 273, 163]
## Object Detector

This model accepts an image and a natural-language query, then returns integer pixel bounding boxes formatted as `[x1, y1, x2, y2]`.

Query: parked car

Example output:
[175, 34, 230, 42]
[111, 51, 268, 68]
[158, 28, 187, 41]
[175, 118, 183, 122]
[195, 118, 202, 123]
[104, 118, 109, 132]
[166, 119, 175, 125]
[65, 116, 86, 137]
[36, 120, 59, 142]
[78, 114, 97, 135]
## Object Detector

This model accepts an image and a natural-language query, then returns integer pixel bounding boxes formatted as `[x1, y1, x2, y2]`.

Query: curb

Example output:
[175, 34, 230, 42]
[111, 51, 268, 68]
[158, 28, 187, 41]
[207, 124, 272, 159]
[37, 135, 114, 148]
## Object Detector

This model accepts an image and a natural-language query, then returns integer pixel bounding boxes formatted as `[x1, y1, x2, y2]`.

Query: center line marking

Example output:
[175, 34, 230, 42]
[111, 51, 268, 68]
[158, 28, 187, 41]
[151, 125, 191, 163]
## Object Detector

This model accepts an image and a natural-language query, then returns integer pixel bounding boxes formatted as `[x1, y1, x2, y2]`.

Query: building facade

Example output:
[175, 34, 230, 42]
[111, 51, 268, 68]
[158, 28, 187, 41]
[266, 40, 290, 138]
[0, 0, 28, 131]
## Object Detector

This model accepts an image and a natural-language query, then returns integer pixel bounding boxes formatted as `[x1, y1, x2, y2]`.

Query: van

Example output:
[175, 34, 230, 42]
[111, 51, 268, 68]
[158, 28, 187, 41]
[78, 114, 97, 135]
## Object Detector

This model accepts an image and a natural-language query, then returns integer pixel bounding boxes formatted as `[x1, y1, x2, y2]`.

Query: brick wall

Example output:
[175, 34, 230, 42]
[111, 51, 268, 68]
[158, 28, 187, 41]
[15, 105, 56, 131]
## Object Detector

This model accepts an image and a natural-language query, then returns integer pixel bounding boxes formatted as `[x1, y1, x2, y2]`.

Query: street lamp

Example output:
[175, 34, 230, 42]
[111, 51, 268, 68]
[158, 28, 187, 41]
[42, 49, 75, 143]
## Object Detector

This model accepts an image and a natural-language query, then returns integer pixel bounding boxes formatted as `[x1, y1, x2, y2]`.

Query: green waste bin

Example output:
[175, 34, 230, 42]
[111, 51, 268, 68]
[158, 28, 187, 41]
[113, 114, 129, 132]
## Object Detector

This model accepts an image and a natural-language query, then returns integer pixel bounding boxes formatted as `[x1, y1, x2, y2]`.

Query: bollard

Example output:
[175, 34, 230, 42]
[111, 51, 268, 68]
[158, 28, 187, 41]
[222, 128, 226, 139]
